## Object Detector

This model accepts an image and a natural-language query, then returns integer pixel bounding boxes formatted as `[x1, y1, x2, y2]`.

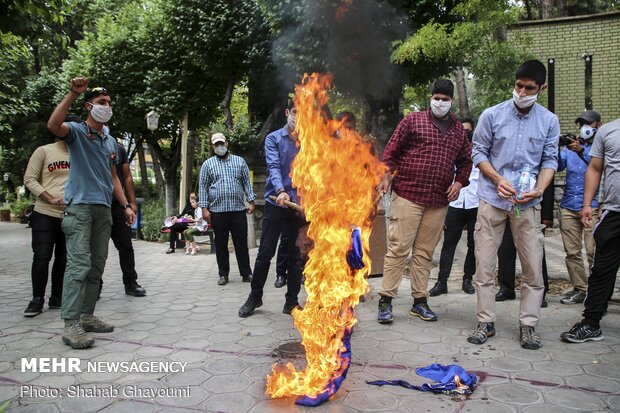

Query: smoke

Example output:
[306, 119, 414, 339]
[270, 0, 409, 100]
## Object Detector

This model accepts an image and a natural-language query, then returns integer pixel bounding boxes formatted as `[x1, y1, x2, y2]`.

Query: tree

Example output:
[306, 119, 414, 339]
[393, 0, 532, 118]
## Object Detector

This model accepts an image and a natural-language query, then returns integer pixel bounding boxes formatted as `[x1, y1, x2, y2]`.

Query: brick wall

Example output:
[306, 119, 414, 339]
[509, 12, 620, 218]
[508, 11, 620, 131]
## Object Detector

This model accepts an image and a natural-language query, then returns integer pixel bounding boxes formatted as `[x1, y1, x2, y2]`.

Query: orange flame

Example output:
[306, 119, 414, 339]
[266, 74, 388, 398]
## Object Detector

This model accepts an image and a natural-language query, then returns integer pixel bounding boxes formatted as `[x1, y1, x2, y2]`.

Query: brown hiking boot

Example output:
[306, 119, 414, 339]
[81, 314, 114, 333]
[62, 319, 94, 349]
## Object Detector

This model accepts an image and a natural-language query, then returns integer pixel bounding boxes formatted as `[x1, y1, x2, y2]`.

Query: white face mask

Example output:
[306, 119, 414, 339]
[512, 89, 538, 109]
[580, 125, 596, 140]
[430, 99, 452, 118]
[214, 146, 228, 156]
[89, 103, 113, 123]
[213, 145, 228, 156]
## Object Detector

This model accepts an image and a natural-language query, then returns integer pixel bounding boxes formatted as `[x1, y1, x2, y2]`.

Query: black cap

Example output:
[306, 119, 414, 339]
[515, 60, 546, 86]
[431, 79, 454, 98]
[84, 87, 109, 102]
[575, 110, 601, 124]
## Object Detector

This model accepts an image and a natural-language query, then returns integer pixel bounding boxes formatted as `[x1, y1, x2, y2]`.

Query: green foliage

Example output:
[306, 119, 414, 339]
[209, 117, 261, 154]
[9, 196, 33, 216]
[394, 0, 532, 116]
[140, 198, 167, 242]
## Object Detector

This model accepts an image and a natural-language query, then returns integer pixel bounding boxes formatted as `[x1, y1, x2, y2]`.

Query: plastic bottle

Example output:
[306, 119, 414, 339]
[517, 164, 531, 200]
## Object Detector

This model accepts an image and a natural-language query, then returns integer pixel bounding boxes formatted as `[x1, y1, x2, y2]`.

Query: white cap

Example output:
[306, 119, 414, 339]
[211, 133, 226, 144]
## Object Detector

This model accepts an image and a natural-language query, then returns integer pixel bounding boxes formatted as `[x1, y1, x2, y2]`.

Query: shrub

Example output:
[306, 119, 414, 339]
[140, 198, 168, 242]
[10, 197, 34, 217]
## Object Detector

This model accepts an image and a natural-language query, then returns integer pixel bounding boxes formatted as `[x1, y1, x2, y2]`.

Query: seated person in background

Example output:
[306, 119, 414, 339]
[165, 192, 197, 254]
[183, 197, 209, 255]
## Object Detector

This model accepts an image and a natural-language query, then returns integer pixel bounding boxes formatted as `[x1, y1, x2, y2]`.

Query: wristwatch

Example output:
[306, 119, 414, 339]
[124, 203, 132, 210]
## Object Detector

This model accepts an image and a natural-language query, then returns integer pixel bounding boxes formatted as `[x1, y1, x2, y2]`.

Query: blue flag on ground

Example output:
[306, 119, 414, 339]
[367, 364, 478, 395]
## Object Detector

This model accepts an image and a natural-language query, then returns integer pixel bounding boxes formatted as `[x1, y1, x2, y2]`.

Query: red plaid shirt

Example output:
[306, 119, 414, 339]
[383, 109, 472, 207]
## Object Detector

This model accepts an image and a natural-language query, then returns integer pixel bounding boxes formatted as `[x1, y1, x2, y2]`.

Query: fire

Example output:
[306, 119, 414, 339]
[266, 74, 387, 399]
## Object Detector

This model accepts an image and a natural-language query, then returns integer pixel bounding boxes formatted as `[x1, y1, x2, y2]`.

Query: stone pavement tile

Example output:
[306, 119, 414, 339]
[566, 373, 620, 394]
[583, 362, 620, 381]
[201, 373, 252, 393]
[522, 405, 574, 413]
[6, 403, 60, 412]
[608, 395, 620, 411]
[155, 385, 209, 408]
[57, 395, 114, 412]
[532, 360, 584, 376]
[544, 387, 606, 411]
[203, 357, 248, 375]
[511, 370, 563, 389]
[99, 400, 158, 413]
[200, 392, 258, 412]
[487, 383, 543, 405]
[344, 388, 400, 411]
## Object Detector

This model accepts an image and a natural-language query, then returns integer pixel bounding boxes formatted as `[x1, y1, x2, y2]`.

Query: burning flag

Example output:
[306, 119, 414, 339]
[265, 74, 387, 405]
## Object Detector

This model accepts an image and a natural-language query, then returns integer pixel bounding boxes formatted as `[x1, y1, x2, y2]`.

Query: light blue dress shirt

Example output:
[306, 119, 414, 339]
[472, 100, 559, 212]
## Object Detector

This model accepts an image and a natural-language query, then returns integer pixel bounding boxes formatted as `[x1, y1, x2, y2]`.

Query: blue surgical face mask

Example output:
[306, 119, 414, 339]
[580, 124, 596, 140]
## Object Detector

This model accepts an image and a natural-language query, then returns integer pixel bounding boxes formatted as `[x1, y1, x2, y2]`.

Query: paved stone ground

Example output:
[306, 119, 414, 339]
[1, 221, 619, 413]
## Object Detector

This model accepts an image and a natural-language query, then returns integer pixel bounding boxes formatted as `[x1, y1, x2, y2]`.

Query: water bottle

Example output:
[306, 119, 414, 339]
[517, 164, 531, 199]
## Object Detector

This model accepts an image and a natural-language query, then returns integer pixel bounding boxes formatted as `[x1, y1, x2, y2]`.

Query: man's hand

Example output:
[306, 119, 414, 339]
[276, 191, 290, 206]
[130, 202, 137, 214]
[202, 208, 211, 223]
[581, 205, 593, 228]
[124, 208, 135, 226]
[446, 182, 462, 202]
[70, 77, 89, 95]
[567, 137, 583, 154]
[514, 188, 542, 204]
[496, 177, 517, 199]
[247, 201, 255, 215]
[376, 173, 391, 195]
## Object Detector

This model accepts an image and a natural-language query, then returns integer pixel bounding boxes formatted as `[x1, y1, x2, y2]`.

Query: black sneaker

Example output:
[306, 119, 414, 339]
[239, 297, 263, 318]
[467, 322, 495, 345]
[24, 297, 44, 317]
[48, 296, 62, 309]
[560, 321, 604, 343]
[561, 290, 586, 305]
[520, 325, 542, 350]
[428, 281, 447, 297]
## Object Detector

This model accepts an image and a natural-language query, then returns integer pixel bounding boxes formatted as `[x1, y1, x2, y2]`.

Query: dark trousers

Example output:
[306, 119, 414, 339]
[438, 206, 477, 282]
[210, 210, 252, 278]
[169, 222, 189, 248]
[31, 211, 66, 299]
[110, 203, 138, 285]
[498, 222, 549, 293]
[276, 230, 288, 278]
[583, 210, 620, 325]
[250, 203, 306, 305]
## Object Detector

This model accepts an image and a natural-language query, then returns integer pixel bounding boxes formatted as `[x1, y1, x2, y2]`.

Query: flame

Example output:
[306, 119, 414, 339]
[266, 74, 387, 398]
[454, 375, 462, 388]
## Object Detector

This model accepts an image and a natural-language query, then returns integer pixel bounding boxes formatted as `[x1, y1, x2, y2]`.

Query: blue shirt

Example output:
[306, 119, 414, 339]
[62, 122, 117, 206]
[472, 100, 559, 212]
[264, 126, 299, 207]
[558, 142, 599, 211]
[198, 154, 255, 213]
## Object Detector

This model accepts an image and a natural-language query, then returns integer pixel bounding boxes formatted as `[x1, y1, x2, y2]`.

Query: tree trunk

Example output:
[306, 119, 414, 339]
[541, 0, 553, 19]
[147, 142, 165, 201]
[362, 95, 401, 155]
[524, 0, 534, 20]
[136, 138, 150, 197]
[555, 0, 566, 17]
[221, 76, 235, 129]
[454, 67, 470, 119]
